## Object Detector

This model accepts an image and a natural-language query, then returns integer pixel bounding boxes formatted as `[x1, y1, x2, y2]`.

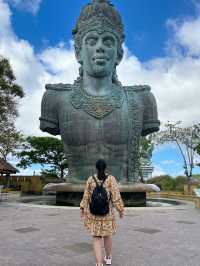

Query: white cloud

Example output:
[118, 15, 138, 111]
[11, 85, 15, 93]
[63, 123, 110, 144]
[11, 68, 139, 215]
[0, 0, 12, 34]
[161, 160, 175, 165]
[39, 42, 78, 84]
[167, 15, 200, 56]
[152, 166, 167, 177]
[7, 0, 42, 14]
[118, 46, 200, 124]
[0, 0, 78, 136]
[170, 170, 184, 178]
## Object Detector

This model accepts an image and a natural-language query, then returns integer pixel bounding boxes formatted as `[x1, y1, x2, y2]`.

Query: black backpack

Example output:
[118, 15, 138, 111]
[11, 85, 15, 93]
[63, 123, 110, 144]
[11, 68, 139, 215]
[89, 175, 110, 216]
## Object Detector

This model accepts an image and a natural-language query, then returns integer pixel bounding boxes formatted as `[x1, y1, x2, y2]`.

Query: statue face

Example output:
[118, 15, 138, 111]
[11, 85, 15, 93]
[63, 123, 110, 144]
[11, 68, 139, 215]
[79, 30, 119, 78]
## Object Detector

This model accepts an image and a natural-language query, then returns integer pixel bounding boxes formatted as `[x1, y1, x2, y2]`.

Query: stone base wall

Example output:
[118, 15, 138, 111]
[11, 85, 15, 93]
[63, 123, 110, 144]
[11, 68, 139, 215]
[56, 191, 146, 207]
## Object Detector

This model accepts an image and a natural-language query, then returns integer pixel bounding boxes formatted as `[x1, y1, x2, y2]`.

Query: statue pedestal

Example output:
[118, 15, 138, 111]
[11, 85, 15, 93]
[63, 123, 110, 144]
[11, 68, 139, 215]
[44, 182, 160, 207]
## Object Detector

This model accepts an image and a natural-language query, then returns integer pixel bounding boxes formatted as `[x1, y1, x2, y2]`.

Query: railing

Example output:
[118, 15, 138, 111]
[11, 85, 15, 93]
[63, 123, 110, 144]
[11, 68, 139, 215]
[193, 188, 200, 208]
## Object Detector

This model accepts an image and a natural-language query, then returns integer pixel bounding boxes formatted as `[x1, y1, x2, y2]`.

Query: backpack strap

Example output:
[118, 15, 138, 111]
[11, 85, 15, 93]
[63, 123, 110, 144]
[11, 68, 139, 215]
[101, 175, 109, 186]
[92, 175, 109, 187]
[92, 176, 99, 187]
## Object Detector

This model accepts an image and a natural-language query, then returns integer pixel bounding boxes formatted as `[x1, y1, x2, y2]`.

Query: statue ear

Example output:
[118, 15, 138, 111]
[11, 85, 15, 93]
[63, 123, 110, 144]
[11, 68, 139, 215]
[116, 47, 123, 65]
[116, 56, 122, 65]
[75, 47, 83, 64]
[116, 55, 122, 66]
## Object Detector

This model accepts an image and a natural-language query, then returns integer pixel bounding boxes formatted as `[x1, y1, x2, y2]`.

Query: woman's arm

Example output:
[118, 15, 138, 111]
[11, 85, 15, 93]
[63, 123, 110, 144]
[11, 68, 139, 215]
[80, 177, 91, 210]
[110, 176, 124, 217]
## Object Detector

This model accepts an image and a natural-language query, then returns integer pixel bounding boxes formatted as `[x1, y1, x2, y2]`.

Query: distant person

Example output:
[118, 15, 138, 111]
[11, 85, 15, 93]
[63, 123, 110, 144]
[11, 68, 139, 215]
[80, 159, 124, 266]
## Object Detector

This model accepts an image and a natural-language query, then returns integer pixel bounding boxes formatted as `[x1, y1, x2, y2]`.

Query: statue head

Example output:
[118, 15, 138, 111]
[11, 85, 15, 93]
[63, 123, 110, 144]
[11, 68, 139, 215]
[72, 0, 125, 81]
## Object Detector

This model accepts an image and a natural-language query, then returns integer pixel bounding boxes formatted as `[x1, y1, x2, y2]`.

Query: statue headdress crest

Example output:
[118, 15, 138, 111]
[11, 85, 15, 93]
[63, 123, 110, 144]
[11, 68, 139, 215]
[72, 0, 125, 55]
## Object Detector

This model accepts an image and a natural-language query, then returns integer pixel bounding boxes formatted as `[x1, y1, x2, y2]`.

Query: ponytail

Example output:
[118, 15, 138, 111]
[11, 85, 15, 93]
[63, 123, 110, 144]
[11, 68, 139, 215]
[96, 159, 107, 180]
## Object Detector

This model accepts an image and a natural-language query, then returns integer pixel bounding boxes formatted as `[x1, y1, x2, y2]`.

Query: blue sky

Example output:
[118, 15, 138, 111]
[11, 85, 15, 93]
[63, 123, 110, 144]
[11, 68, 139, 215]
[10, 0, 197, 60]
[0, 0, 200, 177]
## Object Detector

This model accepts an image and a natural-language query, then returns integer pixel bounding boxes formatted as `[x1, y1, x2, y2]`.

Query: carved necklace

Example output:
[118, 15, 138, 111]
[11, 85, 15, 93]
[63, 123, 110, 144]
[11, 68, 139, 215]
[70, 83, 124, 119]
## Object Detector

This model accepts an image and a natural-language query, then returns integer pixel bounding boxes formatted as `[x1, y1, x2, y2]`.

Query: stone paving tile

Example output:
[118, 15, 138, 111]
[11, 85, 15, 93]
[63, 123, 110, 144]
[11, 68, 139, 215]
[0, 199, 200, 266]
[14, 227, 40, 233]
[176, 220, 196, 224]
[45, 213, 59, 216]
[64, 242, 92, 254]
[125, 214, 140, 217]
[133, 227, 162, 234]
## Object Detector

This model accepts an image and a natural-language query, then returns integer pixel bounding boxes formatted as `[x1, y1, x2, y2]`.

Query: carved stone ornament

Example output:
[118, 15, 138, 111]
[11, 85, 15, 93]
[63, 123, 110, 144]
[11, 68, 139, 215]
[71, 83, 124, 119]
[124, 88, 142, 182]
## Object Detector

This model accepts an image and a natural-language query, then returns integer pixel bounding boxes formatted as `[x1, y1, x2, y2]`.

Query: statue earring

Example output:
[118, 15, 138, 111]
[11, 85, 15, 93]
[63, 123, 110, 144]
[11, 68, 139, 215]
[79, 66, 83, 77]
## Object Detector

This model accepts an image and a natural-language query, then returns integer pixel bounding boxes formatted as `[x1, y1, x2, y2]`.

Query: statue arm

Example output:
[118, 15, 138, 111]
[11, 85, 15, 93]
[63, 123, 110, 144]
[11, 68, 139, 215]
[39, 86, 60, 135]
[141, 89, 160, 136]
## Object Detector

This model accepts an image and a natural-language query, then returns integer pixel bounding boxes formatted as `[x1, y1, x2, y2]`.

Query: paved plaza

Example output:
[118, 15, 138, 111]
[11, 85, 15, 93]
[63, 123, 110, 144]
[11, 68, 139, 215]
[0, 195, 200, 266]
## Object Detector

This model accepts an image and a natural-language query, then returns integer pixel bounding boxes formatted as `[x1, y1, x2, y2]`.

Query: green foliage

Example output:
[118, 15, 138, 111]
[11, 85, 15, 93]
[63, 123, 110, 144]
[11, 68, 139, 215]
[196, 144, 200, 163]
[140, 137, 151, 153]
[0, 56, 24, 160]
[192, 174, 200, 180]
[152, 121, 200, 189]
[17, 136, 68, 178]
[41, 169, 60, 178]
[196, 144, 200, 153]
[147, 175, 176, 191]
[147, 175, 190, 191]
[0, 120, 23, 160]
[174, 176, 187, 191]
[0, 56, 24, 122]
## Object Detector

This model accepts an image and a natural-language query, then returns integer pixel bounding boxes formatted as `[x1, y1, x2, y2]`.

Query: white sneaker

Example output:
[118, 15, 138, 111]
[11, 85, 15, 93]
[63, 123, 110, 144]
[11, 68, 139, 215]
[104, 256, 112, 265]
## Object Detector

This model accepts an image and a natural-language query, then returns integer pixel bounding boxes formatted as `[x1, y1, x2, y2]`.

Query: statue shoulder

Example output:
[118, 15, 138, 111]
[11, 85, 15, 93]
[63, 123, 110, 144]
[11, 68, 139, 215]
[45, 83, 73, 91]
[40, 83, 74, 136]
[43, 83, 73, 104]
[123, 85, 151, 94]
[123, 85, 156, 105]
[123, 85, 153, 106]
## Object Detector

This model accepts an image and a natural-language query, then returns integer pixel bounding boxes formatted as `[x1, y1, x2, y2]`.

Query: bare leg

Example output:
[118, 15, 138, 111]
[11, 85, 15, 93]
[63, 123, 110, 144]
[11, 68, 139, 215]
[103, 236, 112, 258]
[92, 236, 103, 264]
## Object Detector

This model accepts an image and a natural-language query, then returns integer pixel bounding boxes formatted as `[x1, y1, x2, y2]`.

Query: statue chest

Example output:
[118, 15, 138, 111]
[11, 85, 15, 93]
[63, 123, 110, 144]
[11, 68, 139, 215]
[55, 88, 145, 180]
[58, 99, 130, 145]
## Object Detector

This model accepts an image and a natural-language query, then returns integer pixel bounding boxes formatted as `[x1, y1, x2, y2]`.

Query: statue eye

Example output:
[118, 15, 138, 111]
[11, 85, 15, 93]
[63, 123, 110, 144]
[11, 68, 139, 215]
[103, 38, 115, 47]
[85, 37, 97, 46]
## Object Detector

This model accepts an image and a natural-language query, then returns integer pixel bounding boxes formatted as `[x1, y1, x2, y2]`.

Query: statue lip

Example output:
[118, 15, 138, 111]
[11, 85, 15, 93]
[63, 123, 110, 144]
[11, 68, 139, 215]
[93, 56, 109, 62]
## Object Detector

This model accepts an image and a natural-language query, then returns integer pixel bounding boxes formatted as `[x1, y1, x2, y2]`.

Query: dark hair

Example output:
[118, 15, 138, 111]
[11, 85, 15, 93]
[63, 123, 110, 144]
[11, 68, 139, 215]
[96, 159, 107, 180]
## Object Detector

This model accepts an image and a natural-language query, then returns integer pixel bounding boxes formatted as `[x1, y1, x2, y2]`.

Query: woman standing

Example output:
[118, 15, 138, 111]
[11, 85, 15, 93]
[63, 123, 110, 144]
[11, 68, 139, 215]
[80, 159, 124, 266]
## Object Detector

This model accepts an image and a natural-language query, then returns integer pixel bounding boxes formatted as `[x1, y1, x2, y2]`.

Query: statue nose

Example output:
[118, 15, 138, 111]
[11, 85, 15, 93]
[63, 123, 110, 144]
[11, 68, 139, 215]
[96, 47, 104, 53]
[96, 40, 105, 53]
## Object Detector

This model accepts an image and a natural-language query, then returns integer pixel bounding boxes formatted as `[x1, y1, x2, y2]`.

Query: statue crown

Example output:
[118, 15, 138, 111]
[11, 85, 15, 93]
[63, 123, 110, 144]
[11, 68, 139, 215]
[73, 0, 124, 52]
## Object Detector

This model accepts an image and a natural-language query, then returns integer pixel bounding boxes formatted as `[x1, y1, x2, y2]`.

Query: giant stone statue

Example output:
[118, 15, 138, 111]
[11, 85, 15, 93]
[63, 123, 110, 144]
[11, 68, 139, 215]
[40, 0, 160, 183]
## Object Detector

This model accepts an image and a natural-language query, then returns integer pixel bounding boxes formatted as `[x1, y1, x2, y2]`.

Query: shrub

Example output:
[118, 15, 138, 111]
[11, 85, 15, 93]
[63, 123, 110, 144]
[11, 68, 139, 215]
[174, 176, 187, 191]
[147, 175, 176, 191]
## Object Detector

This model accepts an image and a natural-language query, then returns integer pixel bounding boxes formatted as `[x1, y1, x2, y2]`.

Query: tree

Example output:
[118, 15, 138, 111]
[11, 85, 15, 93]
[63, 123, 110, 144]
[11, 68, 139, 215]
[0, 56, 24, 122]
[195, 145, 200, 167]
[0, 56, 24, 160]
[152, 121, 200, 193]
[17, 136, 68, 178]
[0, 120, 23, 160]
[174, 176, 187, 192]
[147, 175, 175, 191]
[147, 175, 188, 192]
